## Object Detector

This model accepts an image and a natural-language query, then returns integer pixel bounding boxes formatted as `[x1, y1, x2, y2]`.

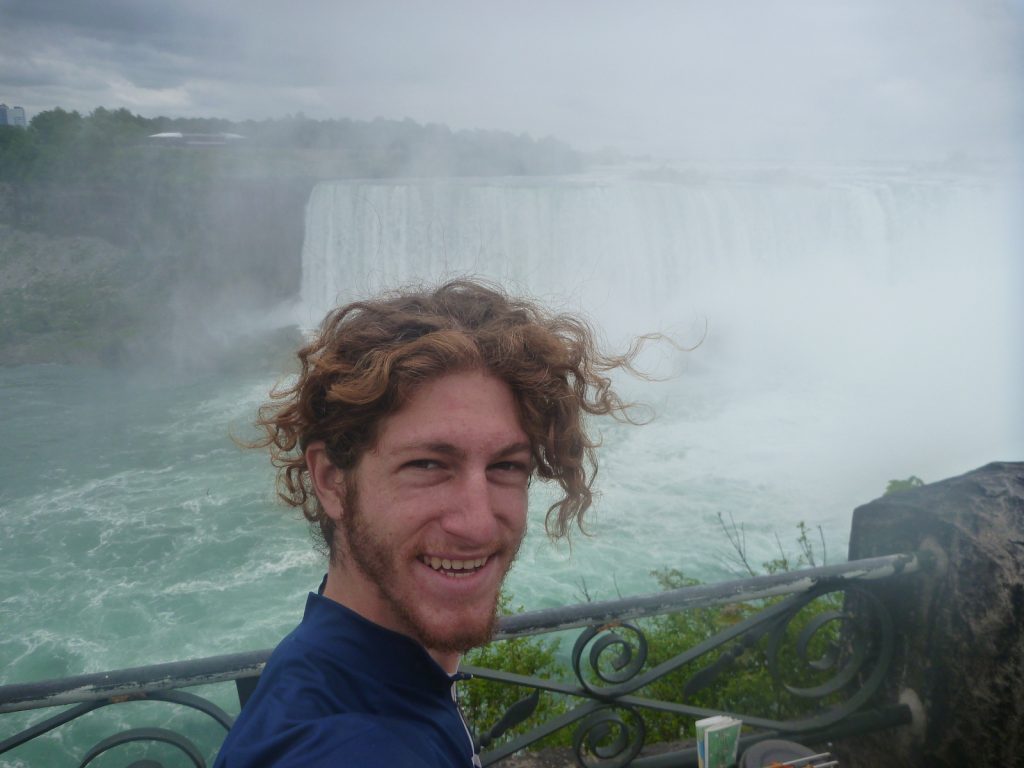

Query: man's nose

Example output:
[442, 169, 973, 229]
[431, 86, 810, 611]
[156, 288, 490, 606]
[440, 471, 500, 543]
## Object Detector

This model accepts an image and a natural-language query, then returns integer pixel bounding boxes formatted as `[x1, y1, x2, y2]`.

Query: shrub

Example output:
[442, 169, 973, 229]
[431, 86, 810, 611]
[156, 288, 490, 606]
[461, 594, 570, 749]
[885, 476, 924, 495]
[462, 522, 845, 750]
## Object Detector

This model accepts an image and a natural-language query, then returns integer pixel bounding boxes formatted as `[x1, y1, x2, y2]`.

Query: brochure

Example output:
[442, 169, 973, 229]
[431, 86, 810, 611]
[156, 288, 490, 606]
[695, 715, 741, 768]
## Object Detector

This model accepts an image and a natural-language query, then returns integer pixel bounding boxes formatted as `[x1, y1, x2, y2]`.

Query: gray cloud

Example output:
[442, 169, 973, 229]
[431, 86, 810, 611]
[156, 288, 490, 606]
[0, 0, 1020, 160]
[3, 0, 231, 53]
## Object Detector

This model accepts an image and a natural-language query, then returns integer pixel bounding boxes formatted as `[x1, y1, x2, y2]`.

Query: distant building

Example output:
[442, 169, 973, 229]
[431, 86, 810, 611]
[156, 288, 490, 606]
[0, 104, 28, 127]
[147, 132, 245, 146]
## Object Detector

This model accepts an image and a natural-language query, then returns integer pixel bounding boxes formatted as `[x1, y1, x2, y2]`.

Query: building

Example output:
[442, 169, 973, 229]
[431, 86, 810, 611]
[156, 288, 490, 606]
[147, 131, 245, 146]
[0, 104, 28, 127]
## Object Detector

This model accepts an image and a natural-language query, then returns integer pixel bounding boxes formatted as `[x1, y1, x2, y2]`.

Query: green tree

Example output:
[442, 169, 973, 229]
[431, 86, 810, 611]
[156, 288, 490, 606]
[30, 107, 84, 145]
[885, 476, 924, 495]
[0, 125, 38, 182]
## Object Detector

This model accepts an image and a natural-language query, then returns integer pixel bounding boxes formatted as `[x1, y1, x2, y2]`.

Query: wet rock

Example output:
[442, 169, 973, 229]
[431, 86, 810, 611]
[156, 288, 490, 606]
[839, 461, 1024, 768]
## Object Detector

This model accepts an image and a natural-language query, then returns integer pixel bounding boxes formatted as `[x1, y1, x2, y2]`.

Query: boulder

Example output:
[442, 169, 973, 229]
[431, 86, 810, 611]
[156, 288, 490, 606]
[839, 461, 1024, 767]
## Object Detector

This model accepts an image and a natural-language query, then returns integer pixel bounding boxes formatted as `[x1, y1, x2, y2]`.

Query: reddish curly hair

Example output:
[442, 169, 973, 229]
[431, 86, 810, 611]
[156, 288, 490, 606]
[254, 279, 647, 558]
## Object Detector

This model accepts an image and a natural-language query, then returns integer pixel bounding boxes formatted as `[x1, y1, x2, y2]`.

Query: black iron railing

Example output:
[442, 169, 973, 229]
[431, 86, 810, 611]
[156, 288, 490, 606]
[0, 551, 927, 767]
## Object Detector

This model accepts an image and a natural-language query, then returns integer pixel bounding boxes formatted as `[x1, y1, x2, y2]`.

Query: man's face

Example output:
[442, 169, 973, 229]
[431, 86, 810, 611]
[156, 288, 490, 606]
[336, 370, 531, 657]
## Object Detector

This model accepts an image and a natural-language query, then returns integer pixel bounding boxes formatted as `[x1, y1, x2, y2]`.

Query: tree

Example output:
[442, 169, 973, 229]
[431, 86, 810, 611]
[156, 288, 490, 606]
[0, 125, 38, 182]
[30, 108, 84, 146]
[885, 476, 924, 495]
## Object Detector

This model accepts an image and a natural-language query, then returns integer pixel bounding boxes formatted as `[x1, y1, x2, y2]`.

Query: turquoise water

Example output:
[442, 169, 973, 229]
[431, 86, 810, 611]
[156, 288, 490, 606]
[0, 361, 853, 684]
[2, 329, 1019, 765]
[0, 364, 316, 766]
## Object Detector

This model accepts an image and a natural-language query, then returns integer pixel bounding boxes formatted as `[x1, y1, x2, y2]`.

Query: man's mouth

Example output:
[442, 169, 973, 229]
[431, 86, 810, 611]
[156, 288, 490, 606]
[419, 555, 490, 578]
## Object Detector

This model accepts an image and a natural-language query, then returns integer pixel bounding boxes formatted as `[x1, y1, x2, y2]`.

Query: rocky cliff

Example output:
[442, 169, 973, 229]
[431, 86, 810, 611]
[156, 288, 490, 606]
[0, 177, 312, 366]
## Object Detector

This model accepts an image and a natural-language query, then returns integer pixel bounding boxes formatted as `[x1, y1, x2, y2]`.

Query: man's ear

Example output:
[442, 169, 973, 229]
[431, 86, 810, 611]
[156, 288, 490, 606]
[305, 441, 346, 522]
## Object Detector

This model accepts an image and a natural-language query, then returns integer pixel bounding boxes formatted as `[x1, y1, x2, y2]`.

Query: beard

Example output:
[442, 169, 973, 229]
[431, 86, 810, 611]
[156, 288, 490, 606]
[339, 480, 522, 654]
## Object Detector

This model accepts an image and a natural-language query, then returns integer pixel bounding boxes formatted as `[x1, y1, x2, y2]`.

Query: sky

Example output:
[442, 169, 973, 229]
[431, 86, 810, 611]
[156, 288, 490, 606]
[0, 0, 1022, 161]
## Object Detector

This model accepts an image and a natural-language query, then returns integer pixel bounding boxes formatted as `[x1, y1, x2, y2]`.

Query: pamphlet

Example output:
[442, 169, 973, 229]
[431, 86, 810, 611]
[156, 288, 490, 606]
[695, 715, 741, 768]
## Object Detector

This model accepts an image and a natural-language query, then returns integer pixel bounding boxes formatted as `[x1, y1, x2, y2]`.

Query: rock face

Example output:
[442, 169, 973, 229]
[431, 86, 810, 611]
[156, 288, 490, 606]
[840, 462, 1024, 768]
[0, 177, 312, 367]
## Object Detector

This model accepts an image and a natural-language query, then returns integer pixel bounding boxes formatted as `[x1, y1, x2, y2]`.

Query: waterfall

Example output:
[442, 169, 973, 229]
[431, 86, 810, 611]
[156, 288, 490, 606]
[298, 165, 1013, 337]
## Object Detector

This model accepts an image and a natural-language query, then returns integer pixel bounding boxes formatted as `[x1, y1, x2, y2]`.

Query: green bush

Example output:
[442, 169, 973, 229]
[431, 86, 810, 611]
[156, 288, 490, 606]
[462, 521, 847, 751]
[460, 594, 570, 749]
[885, 476, 924, 495]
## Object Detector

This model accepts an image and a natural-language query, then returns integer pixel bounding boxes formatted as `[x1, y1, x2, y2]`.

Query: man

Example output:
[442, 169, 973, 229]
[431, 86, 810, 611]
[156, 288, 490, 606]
[214, 279, 642, 767]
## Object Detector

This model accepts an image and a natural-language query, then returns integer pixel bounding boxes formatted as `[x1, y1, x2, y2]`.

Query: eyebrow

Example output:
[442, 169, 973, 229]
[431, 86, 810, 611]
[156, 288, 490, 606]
[396, 440, 532, 461]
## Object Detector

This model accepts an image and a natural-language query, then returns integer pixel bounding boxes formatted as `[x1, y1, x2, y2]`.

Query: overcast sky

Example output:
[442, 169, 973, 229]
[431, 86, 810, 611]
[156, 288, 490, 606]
[1, 0, 1021, 161]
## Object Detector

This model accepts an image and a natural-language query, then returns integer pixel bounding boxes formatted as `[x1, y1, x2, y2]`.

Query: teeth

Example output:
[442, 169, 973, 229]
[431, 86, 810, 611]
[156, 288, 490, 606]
[422, 556, 488, 572]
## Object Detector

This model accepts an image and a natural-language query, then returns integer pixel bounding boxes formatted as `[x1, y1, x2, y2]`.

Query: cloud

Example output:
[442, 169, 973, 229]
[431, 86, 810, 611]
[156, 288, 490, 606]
[3, 0, 231, 55]
[0, 0, 1020, 160]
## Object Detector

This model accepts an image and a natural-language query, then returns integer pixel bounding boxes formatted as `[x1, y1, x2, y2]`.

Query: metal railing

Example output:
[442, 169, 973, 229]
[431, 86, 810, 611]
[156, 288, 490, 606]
[1, 551, 927, 767]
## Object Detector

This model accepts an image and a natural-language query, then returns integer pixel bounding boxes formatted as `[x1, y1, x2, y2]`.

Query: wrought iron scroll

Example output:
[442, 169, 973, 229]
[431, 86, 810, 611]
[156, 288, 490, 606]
[471, 580, 905, 766]
[79, 727, 206, 768]
[0, 689, 234, 768]
[572, 705, 646, 768]
[572, 623, 649, 697]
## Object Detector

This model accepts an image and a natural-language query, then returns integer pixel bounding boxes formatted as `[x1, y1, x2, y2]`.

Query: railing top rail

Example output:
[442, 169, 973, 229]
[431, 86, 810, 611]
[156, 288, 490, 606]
[0, 551, 925, 714]
[494, 550, 924, 638]
[0, 650, 269, 715]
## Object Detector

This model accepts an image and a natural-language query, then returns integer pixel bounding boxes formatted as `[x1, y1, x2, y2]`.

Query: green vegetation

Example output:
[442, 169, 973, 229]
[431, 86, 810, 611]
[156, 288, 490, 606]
[0, 107, 581, 190]
[460, 595, 568, 749]
[462, 521, 845, 751]
[636, 566, 843, 743]
[885, 476, 925, 495]
[0, 106, 580, 251]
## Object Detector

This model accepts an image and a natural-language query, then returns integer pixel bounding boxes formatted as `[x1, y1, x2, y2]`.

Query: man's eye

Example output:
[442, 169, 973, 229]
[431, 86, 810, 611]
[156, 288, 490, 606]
[490, 461, 529, 473]
[406, 459, 442, 470]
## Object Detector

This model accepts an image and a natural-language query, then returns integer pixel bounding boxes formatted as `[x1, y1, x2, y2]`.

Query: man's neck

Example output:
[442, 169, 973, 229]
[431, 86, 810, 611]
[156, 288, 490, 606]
[321, 568, 462, 675]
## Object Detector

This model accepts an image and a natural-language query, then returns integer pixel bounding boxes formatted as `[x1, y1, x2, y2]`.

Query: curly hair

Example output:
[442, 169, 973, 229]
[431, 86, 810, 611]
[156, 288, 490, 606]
[254, 279, 648, 558]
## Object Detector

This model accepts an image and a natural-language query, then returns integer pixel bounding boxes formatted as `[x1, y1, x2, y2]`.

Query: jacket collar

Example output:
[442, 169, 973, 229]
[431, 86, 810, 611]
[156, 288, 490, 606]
[302, 576, 457, 694]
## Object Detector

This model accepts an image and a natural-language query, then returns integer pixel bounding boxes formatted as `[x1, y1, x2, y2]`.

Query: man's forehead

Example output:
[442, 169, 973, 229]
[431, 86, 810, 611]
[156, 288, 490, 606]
[376, 421, 531, 453]
[372, 371, 528, 449]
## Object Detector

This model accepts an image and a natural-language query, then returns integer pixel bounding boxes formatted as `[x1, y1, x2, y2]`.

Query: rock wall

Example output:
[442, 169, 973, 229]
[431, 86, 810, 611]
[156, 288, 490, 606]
[838, 462, 1024, 767]
[0, 177, 314, 366]
[1, 177, 313, 303]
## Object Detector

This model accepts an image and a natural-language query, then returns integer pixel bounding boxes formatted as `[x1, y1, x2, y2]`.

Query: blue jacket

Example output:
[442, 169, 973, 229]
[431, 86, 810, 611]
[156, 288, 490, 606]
[213, 588, 479, 767]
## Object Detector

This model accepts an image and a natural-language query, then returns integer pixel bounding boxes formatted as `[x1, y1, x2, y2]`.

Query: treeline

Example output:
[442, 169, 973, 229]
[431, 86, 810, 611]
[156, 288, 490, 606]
[0, 106, 582, 188]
